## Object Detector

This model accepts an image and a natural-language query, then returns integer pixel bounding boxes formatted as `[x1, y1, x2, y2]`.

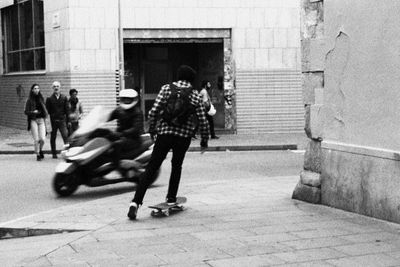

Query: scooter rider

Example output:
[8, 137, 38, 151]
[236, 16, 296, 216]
[104, 89, 144, 176]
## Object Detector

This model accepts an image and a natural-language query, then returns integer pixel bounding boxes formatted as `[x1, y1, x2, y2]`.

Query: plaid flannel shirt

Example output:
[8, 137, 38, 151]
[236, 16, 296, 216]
[148, 81, 209, 141]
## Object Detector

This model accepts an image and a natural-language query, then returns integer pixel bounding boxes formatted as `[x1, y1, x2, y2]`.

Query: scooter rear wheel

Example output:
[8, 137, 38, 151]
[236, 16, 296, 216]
[53, 173, 79, 197]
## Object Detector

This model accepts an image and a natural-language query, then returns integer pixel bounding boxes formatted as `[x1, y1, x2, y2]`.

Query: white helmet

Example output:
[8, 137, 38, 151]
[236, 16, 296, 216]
[119, 89, 139, 110]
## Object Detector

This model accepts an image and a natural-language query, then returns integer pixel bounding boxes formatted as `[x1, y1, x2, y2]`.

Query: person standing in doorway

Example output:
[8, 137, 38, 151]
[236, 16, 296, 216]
[200, 80, 219, 139]
[68, 88, 83, 136]
[46, 81, 69, 158]
[24, 84, 49, 161]
[127, 65, 210, 220]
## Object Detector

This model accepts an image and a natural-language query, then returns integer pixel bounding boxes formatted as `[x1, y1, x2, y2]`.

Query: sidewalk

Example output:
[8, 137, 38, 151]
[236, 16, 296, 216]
[2, 126, 400, 266]
[2, 175, 400, 266]
[0, 125, 308, 154]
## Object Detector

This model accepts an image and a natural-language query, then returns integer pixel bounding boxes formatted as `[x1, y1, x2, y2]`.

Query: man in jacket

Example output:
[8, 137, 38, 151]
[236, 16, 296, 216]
[127, 65, 209, 220]
[46, 81, 69, 158]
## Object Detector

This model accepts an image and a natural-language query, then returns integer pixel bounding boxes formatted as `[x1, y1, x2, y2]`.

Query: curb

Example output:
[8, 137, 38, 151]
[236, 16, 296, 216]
[188, 144, 297, 152]
[0, 144, 297, 155]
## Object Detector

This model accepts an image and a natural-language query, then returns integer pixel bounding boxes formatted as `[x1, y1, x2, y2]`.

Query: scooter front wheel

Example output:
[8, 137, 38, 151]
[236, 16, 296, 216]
[53, 173, 79, 197]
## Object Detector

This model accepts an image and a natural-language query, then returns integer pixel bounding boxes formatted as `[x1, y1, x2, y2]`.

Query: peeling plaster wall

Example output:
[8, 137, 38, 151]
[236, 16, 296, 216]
[323, 1, 400, 150]
[320, 1, 400, 223]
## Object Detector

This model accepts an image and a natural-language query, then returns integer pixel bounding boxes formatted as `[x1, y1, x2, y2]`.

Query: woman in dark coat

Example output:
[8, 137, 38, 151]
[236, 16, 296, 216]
[24, 84, 49, 161]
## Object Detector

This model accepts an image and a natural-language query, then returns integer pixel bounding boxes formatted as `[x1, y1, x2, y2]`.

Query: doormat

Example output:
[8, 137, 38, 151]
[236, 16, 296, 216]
[7, 142, 32, 147]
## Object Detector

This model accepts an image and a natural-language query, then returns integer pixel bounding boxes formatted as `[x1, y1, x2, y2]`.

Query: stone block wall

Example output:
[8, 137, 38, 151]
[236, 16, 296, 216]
[292, 0, 324, 204]
[120, 0, 301, 71]
[44, 0, 118, 72]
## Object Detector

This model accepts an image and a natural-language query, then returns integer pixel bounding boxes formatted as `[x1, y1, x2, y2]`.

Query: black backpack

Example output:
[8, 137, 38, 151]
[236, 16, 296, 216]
[162, 84, 195, 126]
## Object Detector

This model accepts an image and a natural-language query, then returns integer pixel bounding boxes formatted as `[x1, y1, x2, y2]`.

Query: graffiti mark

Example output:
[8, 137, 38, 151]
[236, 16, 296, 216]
[224, 92, 235, 108]
[16, 85, 25, 103]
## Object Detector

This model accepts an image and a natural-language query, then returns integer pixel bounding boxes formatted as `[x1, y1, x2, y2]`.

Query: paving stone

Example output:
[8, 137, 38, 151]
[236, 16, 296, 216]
[172, 238, 243, 253]
[290, 227, 353, 239]
[203, 220, 265, 231]
[3, 173, 400, 266]
[23, 256, 53, 266]
[157, 250, 231, 265]
[94, 254, 166, 266]
[275, 261, 335, 267]
[113, 243, 185, 257]
[47, 249, 121, 265]
[151, 225, 209, 235]
[281, 236, 352, 250]
[191, 229, 254, 241]
[332, 242, 400, 256]
[247, 224, 295, 235]
[339, 231, 399, 243]
[134, 233, 201, 246]
[218, 243, 293, 257]
[384, 250, 400, 259]
[272, 247, 347, 263]
[92, 229, 155, 241]
[207, 254, 285, 266]
[326, 254, 400, 267]
[237, 232, 299, 245]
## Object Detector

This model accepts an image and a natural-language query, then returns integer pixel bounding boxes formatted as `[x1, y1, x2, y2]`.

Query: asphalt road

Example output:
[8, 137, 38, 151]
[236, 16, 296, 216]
[0, 150, 303, 224]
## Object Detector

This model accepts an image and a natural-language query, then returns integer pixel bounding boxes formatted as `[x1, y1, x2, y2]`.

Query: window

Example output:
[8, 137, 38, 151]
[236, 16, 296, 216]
[2, 0, 45, 73]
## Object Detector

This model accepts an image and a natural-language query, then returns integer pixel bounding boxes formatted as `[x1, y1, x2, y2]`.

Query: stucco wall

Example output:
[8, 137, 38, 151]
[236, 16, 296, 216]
[317, 0, 400, 223]
[323, 1, 400, 151]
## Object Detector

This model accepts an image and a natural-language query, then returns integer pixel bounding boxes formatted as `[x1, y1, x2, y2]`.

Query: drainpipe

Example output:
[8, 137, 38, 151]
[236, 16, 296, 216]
[118, 0, 125, 91]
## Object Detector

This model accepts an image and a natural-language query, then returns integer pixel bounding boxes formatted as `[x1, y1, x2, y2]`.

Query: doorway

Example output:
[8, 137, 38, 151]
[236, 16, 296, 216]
[123, 41, 225, 130]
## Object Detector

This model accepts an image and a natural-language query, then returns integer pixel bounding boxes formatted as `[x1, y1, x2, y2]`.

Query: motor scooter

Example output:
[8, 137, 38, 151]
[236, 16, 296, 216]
[52, 106, 159, 197]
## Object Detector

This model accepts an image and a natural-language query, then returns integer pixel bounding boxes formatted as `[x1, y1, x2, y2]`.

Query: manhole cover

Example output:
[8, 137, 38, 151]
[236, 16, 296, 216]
[7, 142, 32, 147]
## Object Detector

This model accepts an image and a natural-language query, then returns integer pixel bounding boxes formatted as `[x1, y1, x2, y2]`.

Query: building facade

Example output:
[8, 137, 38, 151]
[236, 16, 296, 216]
[0, 0, 303, 134]
[294, 0, 400, 223]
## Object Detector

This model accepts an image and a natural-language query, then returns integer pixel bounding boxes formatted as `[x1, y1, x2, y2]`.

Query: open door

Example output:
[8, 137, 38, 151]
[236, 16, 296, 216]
[141, 61, 171, 120]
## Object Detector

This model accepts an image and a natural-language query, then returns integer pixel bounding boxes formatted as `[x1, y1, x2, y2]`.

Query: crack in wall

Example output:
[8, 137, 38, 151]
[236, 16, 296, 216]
[325, 31, 350, 135]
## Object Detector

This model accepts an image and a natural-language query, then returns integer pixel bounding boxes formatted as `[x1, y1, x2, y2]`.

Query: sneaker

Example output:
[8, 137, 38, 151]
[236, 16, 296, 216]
[127, 202, 139, 220]
[52, 154, 58, 159]
[36, 155, 42, 161]
[166, 197, 177, 205]
[211, 135, 219, 139]
[39, 150, 44, 159]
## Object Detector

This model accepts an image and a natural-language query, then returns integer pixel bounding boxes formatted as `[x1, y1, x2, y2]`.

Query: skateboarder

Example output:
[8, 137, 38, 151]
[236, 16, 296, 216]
[127, 65, 209, 220]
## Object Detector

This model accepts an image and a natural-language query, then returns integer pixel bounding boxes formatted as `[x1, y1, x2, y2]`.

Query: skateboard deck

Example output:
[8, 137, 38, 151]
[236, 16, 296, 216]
[148, 197, 187, 217]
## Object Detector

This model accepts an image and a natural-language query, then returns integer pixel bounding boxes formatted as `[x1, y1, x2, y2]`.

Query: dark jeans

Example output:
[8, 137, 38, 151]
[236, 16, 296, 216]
[132, 134, 191, 205]
[68, 121, 79, 136]
[206, 114, 215, 137]
[50, 119, 68, 155]
[112, 137, 141, 165]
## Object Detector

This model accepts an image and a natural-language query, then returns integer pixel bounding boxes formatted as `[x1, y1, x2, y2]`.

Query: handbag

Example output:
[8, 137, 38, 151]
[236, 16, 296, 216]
[207, 103, 216, 116]
[45, 118, 52, 133]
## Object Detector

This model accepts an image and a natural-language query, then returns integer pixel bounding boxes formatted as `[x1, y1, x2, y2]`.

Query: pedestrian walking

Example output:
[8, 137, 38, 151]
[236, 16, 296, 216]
[127, 65, 209, 220]
[67, 88, 83, 136]
[200, 80, 219, 139]
[24, 84, 49, 161]
[45, 81, 69, 158]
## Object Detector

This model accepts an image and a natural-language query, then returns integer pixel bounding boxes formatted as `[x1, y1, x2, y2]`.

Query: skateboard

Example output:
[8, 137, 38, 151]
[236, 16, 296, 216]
[148, 197, 187, 217]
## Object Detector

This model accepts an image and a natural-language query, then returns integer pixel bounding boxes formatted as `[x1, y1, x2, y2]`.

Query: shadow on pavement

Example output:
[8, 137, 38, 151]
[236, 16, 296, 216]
[53, 183, 162, 201]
